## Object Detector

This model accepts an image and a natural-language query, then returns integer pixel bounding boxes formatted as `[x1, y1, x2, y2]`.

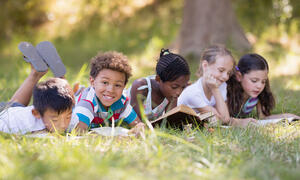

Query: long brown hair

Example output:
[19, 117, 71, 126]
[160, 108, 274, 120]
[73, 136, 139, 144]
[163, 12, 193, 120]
[227, 53, 275, 117]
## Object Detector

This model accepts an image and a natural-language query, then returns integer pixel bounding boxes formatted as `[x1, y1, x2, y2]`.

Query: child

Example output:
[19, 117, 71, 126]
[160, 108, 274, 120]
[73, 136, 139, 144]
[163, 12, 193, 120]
[128, 49, 190, 121]
[72, 51, 144, 132]
[227, 53, 300, 120]
[0, 42, 74, 134]
[178, 45, 252, 125]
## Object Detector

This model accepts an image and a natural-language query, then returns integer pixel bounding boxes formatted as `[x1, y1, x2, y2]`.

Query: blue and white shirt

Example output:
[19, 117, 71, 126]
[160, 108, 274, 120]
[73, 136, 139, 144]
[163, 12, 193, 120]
[242, 97, 258, 115]
[69, 86, 137, 129]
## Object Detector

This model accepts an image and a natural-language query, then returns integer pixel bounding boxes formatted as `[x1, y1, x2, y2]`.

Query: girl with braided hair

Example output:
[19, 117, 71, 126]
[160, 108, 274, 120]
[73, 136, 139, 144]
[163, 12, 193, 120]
[128, 49, 190, 121]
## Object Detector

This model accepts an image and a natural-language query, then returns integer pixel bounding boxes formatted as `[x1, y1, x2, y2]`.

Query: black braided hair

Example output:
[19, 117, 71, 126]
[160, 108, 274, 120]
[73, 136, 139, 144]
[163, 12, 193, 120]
[156, 48, 190, 82]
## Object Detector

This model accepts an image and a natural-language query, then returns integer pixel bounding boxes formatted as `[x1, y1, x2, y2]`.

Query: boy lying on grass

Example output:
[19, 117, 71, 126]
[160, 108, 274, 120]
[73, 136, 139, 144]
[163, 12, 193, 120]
[0, 42, 74, 134]
[69, 51, 145, 134]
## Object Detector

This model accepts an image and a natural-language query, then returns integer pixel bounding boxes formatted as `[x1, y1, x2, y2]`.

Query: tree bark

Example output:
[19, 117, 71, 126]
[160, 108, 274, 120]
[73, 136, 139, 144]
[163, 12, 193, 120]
[177, 0, 251, 58]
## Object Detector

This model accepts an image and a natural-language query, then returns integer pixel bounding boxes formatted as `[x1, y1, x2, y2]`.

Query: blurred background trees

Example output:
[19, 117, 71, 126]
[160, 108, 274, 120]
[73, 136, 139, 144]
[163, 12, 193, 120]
[0, 0, 300, 77]
[177, 0, 251, 58]
[1, 0, 300, 55]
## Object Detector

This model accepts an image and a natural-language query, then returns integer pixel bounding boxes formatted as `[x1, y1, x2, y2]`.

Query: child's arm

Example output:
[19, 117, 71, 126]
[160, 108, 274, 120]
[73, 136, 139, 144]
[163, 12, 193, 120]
[128, 116, 142, 127]
[211, 88, 230, 124]
[127, 113, 145, 137]
[75, 121, 89, 132]
[129, 79, 147, 119]
[256, 102, 300, 120]
[73, 100, 94, 133]
[11, 64, 47, 106]
[229, 117, 257, 127]
[204, 74, 230, 124]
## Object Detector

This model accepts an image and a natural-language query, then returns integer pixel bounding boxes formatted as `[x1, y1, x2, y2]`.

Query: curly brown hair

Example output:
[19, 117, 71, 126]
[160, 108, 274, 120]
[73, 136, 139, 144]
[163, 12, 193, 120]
[90, 51, 132, 84]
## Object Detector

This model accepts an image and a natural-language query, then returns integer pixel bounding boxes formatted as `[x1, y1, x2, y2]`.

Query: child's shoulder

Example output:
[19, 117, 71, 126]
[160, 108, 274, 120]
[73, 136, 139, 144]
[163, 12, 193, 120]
[131, 77, 149, 92]
[0, 105, 42, 134]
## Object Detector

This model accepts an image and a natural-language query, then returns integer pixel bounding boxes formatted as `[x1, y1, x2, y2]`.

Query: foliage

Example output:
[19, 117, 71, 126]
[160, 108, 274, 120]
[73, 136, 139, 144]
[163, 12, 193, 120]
[0, 0, 48, 45]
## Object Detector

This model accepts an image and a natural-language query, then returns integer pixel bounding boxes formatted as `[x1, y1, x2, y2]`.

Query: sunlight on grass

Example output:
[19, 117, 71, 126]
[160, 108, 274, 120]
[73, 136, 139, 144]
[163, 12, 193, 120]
[130, 36, 164, 81]
[272, 53, 300, 77]
[1, 126, 300, 179]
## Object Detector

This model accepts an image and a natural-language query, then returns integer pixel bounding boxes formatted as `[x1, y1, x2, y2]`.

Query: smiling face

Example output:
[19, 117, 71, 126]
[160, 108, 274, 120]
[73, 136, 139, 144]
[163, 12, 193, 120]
[158, 75, 190, 101]
[202, 55, 234, 84]
[237, 69, 268, 98]
[90, 69, 126, 109]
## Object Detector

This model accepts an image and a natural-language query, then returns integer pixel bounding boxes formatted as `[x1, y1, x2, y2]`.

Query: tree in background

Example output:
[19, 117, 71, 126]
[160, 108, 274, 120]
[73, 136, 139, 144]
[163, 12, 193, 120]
[177, 0, 251, 58]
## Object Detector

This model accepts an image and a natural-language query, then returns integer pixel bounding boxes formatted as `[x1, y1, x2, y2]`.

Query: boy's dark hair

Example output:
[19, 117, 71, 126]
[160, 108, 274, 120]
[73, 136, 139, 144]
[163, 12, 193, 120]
[33, 78, 74, 116]
[90, 51, 132, 84]
[227, 53, 275, 117]
[156, 49, 190, 82]
[197, 44, 234, 77]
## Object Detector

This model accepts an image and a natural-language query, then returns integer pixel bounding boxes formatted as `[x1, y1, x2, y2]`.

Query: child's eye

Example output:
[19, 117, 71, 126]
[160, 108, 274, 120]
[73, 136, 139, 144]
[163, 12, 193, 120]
[218, 69, 224, 72]
[171, 85, 179, 89]
[251, 79, 257, 83]
[102, 81, 108, 85]
[115, 84, 122, 88]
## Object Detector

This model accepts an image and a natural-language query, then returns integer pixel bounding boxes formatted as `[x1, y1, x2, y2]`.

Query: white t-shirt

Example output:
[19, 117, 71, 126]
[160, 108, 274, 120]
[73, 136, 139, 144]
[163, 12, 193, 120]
[177, 77, 227, 113]
[0, 105, 45, 134]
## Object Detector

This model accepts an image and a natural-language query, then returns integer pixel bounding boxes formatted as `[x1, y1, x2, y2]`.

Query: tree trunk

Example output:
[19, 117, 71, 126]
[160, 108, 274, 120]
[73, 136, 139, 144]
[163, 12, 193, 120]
[177, 0, 251, 58]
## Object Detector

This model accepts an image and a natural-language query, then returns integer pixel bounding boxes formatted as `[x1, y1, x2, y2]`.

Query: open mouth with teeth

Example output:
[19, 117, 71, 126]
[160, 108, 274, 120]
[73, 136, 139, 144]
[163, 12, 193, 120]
[102, 95, 114, 100]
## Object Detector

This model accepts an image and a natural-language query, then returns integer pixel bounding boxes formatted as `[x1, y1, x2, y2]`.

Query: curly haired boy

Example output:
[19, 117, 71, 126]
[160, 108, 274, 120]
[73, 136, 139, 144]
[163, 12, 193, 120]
[71, 51, 144, 132]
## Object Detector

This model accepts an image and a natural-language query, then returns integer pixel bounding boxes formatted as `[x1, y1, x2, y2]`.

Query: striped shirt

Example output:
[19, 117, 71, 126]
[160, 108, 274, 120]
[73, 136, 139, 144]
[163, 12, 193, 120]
[73, 86, 137, 128]
[242, 97, 258, 114]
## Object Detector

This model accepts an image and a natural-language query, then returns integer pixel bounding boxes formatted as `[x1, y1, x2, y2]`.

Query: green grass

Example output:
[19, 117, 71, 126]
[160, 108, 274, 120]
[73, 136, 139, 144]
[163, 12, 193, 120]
[1, 1, 300, 179]
[0, 125, 300, 180]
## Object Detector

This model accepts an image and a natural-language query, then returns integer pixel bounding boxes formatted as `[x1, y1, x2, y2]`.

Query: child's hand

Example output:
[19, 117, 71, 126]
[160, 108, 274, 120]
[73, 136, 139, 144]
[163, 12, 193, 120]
[204, 73, 221, 89]
[128, 122, 145, 137]
[30, 64, 48, 78]
[231, 118, 257, 127]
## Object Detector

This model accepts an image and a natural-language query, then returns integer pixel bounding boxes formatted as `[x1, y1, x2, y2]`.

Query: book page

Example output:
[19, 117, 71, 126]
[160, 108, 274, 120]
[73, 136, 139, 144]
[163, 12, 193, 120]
[257, 117, 297, 126]
[91, 127, 129, 136]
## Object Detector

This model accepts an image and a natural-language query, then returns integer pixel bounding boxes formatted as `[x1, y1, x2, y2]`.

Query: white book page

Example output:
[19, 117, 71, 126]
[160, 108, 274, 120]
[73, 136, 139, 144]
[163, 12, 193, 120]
[257, 117, 297, 126]
[91, 127, 129, 136]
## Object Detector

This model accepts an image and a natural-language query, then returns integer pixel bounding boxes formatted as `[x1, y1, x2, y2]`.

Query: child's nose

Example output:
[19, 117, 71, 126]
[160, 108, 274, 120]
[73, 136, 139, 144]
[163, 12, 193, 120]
[256, 82, 264, 89]
[107, 84, 114, 92]
[222, 73, 229, 81]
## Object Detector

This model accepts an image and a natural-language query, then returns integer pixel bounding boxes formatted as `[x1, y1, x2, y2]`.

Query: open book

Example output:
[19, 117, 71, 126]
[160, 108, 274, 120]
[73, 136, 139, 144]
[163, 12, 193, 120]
[26, 127, 130, 138]
[257, 117, 299, 126]
[151, 105, 214, 129]
[90, 127, 130, 136]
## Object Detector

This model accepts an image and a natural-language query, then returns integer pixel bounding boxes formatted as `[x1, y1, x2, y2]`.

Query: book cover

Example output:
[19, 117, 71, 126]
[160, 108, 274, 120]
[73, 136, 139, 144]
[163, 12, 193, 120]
[151, 105, 214, 129]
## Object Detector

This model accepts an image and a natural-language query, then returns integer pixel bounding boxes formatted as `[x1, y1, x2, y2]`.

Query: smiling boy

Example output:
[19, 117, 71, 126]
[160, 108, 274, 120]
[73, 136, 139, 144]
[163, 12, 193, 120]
[71, 51, 143, 132]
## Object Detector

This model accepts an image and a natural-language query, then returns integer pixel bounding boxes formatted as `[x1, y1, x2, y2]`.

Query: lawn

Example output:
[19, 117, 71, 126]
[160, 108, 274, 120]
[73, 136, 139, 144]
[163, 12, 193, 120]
[1, 1, 300, 179]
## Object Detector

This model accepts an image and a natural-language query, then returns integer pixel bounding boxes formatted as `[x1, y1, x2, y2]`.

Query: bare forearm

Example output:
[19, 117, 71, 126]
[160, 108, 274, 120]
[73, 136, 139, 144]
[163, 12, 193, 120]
[11, 72, 43, 106]
[211, 89, 230, 123]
